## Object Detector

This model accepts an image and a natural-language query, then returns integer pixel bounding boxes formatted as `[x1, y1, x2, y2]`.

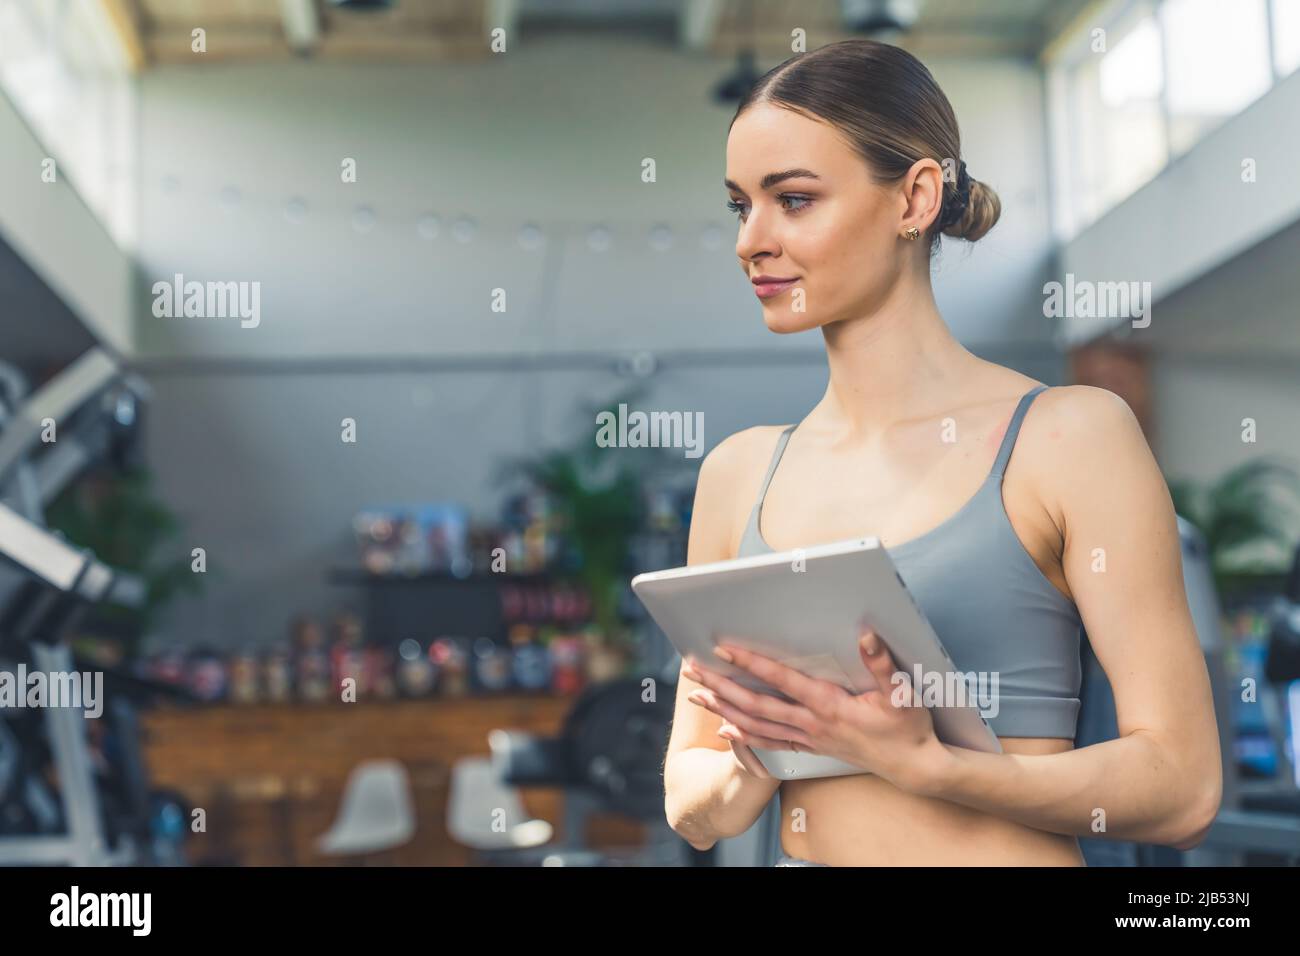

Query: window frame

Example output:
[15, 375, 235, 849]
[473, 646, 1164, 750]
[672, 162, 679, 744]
[1045, 0, 1290, 242]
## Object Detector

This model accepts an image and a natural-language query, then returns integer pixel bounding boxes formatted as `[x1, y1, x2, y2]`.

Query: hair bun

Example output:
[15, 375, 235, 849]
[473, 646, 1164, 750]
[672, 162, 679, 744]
[941, 175, 1000, 242]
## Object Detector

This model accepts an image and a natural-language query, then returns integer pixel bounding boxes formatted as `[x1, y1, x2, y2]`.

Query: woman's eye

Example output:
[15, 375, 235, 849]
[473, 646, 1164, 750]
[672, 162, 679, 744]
[725, 195, 812, 219]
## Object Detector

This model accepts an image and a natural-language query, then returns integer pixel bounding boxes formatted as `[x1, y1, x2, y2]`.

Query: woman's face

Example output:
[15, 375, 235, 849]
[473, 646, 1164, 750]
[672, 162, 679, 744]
[725, 102, 910, 334]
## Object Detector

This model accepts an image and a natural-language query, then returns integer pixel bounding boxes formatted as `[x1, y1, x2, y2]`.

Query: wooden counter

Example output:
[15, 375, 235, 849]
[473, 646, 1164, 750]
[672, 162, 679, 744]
[139, 694, 646, 866]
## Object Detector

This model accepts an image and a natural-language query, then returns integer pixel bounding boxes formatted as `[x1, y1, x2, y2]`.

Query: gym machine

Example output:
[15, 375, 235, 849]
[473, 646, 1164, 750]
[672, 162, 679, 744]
[0, 347, 184, 865]
[0, 500, 137, 864]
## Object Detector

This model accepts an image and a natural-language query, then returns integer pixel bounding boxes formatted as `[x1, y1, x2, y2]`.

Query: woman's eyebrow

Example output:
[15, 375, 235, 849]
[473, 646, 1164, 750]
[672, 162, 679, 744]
[724, 168, 822, 193]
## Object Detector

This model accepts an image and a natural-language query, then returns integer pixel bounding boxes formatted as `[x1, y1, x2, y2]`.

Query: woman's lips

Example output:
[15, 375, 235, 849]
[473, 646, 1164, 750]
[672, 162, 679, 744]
[753, 278, 799, 299]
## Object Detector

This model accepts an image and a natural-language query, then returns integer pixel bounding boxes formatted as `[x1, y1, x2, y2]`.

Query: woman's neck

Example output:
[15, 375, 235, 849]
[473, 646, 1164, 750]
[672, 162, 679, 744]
[815, 278, 977, 440]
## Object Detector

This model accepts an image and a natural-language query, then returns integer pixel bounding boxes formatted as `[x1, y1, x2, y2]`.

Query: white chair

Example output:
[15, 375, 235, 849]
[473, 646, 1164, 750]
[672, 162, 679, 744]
[316, 759, 416, 861]
[445, 756, 554, 863]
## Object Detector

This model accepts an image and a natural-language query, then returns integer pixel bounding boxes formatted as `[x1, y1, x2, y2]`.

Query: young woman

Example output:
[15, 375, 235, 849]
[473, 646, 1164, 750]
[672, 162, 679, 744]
[662, 39, 1221, 866]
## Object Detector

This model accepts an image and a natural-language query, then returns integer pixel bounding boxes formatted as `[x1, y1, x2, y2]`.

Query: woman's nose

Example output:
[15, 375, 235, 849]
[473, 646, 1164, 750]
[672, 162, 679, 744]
[735, 209, 780, 262]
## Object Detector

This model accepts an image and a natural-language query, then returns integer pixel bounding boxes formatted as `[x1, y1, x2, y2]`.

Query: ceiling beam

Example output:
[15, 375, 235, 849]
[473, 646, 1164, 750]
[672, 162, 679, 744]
[144, 26, 491, 64]
[144, 26, 287, 64]
[314, 33, 492, 60]
[711, 29, 1038, 59]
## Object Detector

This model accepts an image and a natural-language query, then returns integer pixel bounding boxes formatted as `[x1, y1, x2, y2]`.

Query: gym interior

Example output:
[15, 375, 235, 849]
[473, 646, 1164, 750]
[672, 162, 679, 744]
[2, 0, 1300, 869]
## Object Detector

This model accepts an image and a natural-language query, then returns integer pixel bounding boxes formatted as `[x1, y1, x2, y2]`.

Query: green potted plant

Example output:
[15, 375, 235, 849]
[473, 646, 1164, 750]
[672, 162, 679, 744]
[498, 387, 682, 673]
[1167, 457, 1300, 601]
[43, 465, 207, 663]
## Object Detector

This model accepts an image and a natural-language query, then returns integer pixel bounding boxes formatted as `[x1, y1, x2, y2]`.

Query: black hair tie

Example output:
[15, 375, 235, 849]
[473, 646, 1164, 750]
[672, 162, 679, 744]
[940, 160, 972, 229]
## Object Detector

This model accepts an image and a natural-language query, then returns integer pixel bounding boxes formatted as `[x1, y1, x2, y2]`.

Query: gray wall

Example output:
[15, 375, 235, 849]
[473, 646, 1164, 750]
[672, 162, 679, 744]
[142, 351, 1064, 651]
[1143, 218, 1300, 571]
[132, 37, 1064, 650]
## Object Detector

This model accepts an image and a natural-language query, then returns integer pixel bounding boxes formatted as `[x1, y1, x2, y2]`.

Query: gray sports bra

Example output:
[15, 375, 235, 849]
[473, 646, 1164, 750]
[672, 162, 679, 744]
[736, 384, 1082, 739]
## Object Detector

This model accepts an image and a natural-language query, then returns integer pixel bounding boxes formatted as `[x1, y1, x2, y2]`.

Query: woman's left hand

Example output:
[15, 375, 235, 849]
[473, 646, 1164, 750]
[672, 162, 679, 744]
[682, 628, 948, 794]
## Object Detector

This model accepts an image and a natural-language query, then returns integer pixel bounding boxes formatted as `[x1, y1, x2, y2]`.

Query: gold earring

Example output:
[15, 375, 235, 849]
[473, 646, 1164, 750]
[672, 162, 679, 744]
[903, 226, 920, 240]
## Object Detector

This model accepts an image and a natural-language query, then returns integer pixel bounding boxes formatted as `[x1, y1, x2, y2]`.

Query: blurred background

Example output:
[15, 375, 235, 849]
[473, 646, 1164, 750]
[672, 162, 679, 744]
[1, 0, 1299, 868]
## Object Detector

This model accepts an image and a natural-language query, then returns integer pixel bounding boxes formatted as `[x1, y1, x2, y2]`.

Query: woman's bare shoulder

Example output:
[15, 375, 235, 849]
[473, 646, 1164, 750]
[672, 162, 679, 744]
[690, 424, 798, 558]
[1017, 384, 1155, 523]
[1023, 384, 1145, 453]
[700, 424, 795, 486]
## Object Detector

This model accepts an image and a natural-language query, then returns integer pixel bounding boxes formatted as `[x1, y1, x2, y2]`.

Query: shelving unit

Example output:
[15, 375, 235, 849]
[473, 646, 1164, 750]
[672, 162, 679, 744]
[327, 567, 578, 645]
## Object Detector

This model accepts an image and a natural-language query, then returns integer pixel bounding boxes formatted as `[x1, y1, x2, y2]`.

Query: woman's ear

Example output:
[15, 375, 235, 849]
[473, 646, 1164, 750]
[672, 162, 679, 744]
[899, 158, 944, 235]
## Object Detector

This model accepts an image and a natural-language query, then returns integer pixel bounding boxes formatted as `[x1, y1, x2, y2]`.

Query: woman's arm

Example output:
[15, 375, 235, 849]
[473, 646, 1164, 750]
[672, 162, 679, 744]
[911, 386, 1223, 849]
[663, 428, 782, 850]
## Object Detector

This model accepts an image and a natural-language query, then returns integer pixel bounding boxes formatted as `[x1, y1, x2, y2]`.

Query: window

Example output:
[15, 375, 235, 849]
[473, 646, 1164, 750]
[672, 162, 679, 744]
[1274, 0, 1300, 76]
[0, 0, 137, 249]
[1049, 1, 1167, 239]
[1092, 13, 1167, 216]
[1160, 0, 1273, 156]
[1047, 0, 1293, 240]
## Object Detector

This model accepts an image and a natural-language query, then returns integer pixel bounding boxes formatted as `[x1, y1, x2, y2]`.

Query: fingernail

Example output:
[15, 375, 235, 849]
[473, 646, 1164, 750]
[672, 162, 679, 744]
[862, 632, 878, 655]
[713, 646, 734, 663]
[717, 728, 735, 741]
[688, 691, 705, 706]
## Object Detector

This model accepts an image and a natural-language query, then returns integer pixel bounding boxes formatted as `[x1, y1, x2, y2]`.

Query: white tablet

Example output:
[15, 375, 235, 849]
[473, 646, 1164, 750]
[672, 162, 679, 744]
[631, 536, 1003, 780]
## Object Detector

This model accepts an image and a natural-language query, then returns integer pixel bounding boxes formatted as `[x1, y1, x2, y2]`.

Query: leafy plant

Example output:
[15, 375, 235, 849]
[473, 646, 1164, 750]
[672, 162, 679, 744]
[496, 387, 681, 652]
[43, 465, 206, 659]
[1167, 457, 1300, 599]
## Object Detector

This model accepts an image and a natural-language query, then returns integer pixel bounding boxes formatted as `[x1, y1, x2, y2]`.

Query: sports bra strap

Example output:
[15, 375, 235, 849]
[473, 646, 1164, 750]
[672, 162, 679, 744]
[753, 385, 1048, 509]
[990, 385, 1049, 479]
[753, 424, 797, 508]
